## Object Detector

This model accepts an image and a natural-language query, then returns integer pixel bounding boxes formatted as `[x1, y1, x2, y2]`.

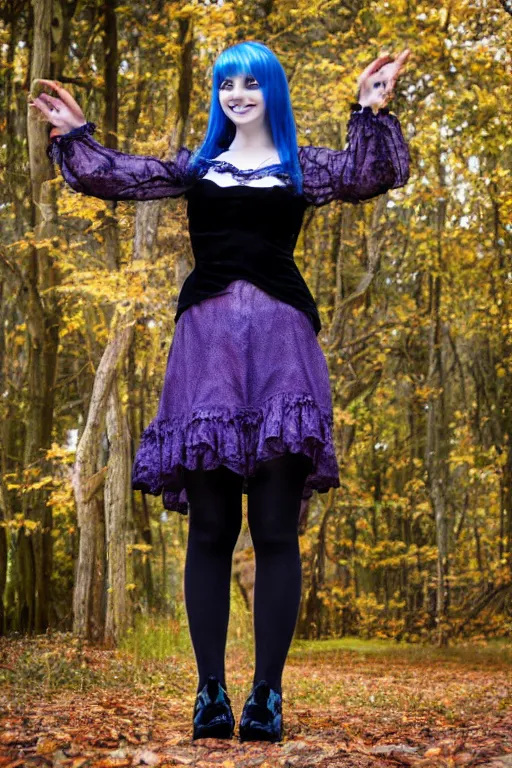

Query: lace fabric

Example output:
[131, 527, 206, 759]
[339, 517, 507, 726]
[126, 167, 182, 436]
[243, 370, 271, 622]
[195, 157, 291, 187]
[298, 105, 410, 205]
[47, 104, 410, 206]
[46, 122, 195, 201]
[131, 390, 340, 515]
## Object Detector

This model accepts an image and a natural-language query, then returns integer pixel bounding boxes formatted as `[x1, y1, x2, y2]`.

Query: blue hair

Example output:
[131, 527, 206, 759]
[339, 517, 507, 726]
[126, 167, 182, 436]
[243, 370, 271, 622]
[188, 41, 303, 195]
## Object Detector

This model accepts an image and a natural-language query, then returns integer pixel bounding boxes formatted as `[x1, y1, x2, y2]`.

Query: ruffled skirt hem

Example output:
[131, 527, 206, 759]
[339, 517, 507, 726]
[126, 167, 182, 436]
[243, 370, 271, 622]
[131, 390, 340, 515]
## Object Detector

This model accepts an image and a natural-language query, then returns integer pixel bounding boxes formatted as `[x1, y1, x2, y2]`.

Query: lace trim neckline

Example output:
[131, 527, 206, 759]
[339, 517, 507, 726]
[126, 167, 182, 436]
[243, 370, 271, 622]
[196, 156, 291, 185]
[208, 157, 283, 173]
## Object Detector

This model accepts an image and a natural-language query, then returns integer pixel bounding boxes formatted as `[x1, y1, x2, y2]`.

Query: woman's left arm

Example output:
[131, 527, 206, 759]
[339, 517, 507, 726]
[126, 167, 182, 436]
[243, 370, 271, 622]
[299, 49, 411, 207]
[299, 104, 410, 206]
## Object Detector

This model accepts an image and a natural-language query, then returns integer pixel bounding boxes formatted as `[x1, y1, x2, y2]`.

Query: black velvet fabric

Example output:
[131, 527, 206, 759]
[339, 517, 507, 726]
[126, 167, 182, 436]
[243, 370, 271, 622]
[178, 179, 320, 334]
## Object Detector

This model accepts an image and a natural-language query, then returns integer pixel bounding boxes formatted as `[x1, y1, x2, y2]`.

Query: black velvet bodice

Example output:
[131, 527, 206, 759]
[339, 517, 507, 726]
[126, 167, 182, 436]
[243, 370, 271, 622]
[177, 178, 321, 334]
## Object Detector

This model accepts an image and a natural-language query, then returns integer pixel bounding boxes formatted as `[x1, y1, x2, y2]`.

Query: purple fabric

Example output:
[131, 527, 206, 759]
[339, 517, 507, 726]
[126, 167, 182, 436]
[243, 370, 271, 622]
[47, 104, 410, 206]
[298, 105, 410, 206]
[131, 280, 340, 515]
[46, 106, 411, 516]
[47, 124, 195, 201]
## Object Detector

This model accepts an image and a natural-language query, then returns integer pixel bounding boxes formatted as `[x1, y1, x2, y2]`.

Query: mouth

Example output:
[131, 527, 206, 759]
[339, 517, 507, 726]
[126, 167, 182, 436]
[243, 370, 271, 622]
[229, 104, 255, 114]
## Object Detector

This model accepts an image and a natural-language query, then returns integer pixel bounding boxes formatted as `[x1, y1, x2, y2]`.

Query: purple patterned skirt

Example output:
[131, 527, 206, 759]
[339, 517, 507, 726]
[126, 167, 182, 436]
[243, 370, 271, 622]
[131, 279, 340, 515]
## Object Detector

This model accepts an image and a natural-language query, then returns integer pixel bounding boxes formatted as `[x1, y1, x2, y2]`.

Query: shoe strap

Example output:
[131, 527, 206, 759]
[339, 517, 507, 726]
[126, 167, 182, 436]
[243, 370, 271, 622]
[195, 677, 232, 715]
[244, 683, 282, 722]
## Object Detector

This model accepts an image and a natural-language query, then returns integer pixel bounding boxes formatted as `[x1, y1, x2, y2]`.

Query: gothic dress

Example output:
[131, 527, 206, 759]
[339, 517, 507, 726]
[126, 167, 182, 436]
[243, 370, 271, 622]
[47, 104, 410, 516]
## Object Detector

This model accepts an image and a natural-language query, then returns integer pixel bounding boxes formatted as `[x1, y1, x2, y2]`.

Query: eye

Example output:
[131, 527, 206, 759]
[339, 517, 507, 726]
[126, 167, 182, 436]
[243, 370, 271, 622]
[220, 76, 259, 89]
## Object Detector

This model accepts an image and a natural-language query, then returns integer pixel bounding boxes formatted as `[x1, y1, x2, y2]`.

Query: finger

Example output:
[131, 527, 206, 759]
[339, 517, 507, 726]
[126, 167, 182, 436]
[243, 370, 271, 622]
[357, 54, 395, 85]
[359, 59, 394, 89]
[357, 55, 393, 85]
[371, 61, 394, 81]
[395, 48, 411, 67]
[386, 68, 397, 87]
[29, 95, 53, 118]
[34, 78, 63, 91]
[379, 90, 391, 109]
[368, 53, 395, 76]
[35, 78, 82, 115]
[39, 93, 63, 111]
[32, 78, 62, 98]
[384, 88, 394, 104]
[389, 49, 410, 78]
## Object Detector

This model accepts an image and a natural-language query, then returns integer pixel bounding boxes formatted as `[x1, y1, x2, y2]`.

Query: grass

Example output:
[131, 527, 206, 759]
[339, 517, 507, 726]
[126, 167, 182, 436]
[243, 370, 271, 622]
[288, 636, 512, 667]
[119, 580, 255, 661]
[1, 602, 510, 707]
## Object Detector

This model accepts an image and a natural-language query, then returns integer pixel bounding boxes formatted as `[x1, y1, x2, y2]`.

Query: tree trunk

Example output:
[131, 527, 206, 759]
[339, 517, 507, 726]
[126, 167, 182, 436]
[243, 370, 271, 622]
[104, 371, 133, 645]
[298, 490, 334, 638]
[72, 304, 134, 639]
[425, 143, 450, 647]
[20, 0, 61, 634]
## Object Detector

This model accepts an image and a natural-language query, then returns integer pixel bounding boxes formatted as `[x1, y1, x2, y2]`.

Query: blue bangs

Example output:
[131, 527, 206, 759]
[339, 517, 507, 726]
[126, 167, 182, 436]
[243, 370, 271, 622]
[187, 41, 303, 195]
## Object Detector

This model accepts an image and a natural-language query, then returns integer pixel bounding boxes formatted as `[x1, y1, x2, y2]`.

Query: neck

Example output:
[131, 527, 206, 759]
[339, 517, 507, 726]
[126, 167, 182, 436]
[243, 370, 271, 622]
[228, 121, 276, 152]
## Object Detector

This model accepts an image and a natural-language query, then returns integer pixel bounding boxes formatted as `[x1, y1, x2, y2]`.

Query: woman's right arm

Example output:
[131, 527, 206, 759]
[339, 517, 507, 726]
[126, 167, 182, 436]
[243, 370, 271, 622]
[47, 122, 194, 201]
[29, 79, 194, 201]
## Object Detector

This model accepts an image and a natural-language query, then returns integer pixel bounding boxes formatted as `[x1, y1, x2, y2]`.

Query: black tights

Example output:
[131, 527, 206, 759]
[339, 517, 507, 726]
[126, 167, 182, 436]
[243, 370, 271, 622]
[183, 452, 312, 696]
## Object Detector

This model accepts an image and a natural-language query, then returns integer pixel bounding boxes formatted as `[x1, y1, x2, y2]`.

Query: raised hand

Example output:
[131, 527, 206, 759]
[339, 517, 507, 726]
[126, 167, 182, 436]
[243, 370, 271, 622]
[28, 79, 88, 138]
[356, 49, 410, 110]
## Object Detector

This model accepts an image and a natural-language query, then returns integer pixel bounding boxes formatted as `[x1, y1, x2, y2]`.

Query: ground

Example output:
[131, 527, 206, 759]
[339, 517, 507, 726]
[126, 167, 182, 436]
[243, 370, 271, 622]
[0, 632, 511, 767]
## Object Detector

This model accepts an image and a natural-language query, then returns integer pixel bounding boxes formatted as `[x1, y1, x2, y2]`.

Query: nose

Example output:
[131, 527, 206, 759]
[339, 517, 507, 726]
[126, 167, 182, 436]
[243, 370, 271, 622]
[231, 83, 244, 99]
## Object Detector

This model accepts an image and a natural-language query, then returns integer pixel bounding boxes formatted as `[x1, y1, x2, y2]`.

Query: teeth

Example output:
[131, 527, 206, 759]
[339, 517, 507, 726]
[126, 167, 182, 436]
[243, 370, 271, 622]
[230, 105, 253, 114]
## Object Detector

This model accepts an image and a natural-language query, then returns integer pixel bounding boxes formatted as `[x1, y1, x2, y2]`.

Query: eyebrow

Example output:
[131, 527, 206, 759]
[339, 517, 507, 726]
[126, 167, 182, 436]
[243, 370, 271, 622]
[221, 75, 257, 82]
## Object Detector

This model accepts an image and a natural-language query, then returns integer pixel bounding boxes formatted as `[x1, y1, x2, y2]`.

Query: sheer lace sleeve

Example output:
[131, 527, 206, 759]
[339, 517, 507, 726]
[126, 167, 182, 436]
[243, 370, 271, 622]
[46, 122, 195, 201]
[298, 104, 410, 207]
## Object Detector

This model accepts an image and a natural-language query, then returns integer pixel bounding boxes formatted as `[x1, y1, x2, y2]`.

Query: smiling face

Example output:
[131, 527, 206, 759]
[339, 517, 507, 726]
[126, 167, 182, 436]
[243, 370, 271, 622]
[218, 72, 266, 128]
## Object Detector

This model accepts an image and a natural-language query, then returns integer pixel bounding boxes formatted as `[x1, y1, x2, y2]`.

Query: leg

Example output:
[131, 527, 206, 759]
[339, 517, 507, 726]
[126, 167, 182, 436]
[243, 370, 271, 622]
[247, 451, 313, 696]
[183, 461, 244, 694]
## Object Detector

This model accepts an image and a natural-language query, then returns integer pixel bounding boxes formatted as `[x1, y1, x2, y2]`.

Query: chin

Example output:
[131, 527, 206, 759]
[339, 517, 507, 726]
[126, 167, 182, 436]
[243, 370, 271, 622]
[232, 117, 261, 125]
[222, 107, 264, 123]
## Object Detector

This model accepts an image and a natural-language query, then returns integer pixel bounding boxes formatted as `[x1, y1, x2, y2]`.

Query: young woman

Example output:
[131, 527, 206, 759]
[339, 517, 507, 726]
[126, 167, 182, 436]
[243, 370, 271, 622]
[30, 40, 410, 744]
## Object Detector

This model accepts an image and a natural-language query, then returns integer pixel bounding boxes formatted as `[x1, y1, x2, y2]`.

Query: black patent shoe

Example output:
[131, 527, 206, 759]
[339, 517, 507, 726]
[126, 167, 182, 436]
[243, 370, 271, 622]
[239, 680, 283, 743]
[192, 674, 235, 740]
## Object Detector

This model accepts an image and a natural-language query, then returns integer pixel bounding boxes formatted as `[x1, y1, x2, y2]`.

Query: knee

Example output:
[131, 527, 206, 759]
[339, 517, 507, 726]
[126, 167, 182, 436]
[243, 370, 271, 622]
[189, 513, 242, 553]
[249, 525, 298, 556]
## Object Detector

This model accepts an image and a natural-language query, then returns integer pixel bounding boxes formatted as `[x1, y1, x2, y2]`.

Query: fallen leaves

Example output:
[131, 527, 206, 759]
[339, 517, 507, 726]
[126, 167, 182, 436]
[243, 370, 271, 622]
[1, 634, 511, 767]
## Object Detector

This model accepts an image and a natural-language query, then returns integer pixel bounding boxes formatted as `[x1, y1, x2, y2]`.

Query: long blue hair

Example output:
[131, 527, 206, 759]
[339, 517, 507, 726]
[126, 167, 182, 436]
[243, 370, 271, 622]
[187, 41, 303, 195]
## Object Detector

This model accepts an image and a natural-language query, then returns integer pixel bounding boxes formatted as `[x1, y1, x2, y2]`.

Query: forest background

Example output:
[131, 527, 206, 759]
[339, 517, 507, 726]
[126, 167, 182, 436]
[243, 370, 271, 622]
[1, 0, 511, 650]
